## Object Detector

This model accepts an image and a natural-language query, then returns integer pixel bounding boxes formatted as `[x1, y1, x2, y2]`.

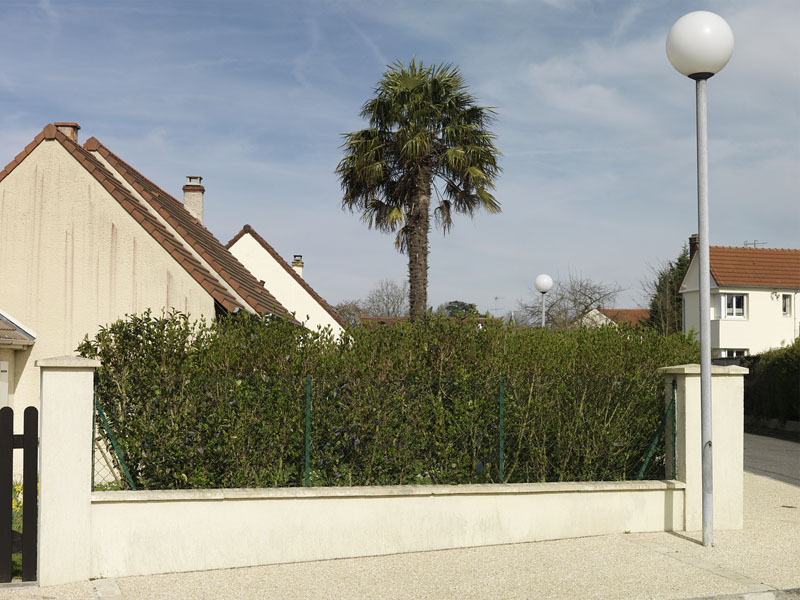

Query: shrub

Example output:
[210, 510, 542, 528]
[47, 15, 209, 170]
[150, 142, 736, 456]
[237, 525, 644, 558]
[78, 313, 698, 489]
[742, 338, 800, 422]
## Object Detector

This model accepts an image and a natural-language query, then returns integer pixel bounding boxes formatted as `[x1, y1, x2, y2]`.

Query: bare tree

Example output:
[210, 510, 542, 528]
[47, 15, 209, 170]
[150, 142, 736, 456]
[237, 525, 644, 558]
[332, 299, 366, 329]
[517, 272, 622, 329]
[363, 279, 410, 317]
[334, 280, 410, 327]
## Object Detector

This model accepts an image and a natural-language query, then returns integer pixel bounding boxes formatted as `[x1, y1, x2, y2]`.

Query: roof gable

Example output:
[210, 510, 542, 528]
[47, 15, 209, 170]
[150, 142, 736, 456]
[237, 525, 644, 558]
[83, 138, 289, 319]
[0, 124, 241, 313]
[226, 225, 346, 328]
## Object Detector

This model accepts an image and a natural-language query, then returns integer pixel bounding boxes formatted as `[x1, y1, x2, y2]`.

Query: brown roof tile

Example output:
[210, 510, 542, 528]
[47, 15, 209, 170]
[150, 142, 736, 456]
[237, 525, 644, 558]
[226, 224, 346, 328]
[709, 246, 800, 288]
[0, 124, 242, 313]
[0, 314, 35, 346]
[87, 139, 290, 319]
[597, 308, 650, 326]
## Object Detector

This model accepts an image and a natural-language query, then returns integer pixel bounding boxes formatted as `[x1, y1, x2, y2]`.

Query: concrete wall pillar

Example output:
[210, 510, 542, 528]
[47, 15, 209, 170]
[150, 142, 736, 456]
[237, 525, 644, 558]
[36, 356, 99, 586]
[660, 364, 747, 532]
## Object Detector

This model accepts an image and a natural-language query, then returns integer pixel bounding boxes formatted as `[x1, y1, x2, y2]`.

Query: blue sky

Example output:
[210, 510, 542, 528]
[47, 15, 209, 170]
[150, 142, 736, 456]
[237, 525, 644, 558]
[1, 0, 797, 316]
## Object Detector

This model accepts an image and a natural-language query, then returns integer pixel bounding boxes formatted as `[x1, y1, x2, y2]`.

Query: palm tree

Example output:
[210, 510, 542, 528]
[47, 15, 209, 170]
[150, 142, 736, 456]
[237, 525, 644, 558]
[336, 59, 502, 319]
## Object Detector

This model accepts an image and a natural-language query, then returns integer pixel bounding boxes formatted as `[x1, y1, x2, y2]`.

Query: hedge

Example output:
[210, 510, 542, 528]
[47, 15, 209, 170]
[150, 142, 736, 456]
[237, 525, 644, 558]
[742, 338, 800, 422]
[78, 311, 699, 489]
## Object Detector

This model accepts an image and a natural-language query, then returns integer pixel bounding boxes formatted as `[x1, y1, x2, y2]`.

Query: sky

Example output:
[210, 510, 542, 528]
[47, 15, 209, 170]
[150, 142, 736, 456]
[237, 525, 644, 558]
[1, 0, 797, 317]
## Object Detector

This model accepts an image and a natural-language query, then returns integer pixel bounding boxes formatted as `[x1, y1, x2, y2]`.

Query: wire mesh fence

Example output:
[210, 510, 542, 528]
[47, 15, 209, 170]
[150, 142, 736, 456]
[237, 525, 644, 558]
[91, 373, 677, 491]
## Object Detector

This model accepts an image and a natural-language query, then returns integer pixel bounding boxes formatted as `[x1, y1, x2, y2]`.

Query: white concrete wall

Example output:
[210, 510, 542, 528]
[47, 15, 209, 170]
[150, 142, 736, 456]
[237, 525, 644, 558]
[228, 233, 343, 336]
[0, 140, 217, 415]
[36, 359, 748, 585]
[661, 364, 746, 531]
[89, 480, 684, 579]
[37, 356, 99, 586]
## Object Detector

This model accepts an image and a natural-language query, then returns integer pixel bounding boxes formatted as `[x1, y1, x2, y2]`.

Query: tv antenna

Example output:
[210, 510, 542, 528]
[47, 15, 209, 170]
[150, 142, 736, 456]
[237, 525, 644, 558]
[743, 240, 767, 248]
[493, 296, 504, 315]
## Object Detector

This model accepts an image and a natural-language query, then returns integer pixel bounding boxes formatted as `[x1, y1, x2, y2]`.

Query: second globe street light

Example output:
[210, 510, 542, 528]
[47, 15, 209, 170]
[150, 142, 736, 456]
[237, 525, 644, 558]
[666, 10, 734, 548]
[534, 274, 553, 329]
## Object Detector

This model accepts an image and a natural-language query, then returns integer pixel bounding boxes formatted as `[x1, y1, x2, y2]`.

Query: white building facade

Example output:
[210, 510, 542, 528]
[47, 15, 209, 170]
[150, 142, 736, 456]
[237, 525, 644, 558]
[680, 244, 800, 358]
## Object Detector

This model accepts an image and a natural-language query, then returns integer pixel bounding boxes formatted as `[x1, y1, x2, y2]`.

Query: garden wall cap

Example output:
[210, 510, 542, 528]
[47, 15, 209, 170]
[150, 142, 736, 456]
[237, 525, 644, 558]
[35, 355, 102, 369]
[659, 363, 748, 375]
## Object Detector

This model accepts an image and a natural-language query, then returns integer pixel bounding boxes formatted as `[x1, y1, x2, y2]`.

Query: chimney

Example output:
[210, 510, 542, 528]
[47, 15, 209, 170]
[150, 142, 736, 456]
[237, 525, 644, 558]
[54, 122, 80, 142]
[291, 255, 304, 278]
[689, 234, 699, 261]
[183, 176, 205, 224]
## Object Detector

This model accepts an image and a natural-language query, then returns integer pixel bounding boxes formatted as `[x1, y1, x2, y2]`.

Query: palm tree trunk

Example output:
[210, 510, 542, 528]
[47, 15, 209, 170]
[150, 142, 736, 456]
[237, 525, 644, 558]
[407, 187, 430, 320]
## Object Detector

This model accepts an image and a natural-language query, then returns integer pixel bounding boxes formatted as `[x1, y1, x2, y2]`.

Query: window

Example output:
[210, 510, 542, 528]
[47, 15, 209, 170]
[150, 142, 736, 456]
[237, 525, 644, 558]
[719, 349, 748, 358]
[724, 294, 746, 318]
[782, 294, 792, 316]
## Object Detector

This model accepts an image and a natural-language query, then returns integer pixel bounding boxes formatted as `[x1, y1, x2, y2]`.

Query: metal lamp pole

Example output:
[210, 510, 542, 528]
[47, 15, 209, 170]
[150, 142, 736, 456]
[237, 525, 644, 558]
[534, 274, 553, 329]
[667, 11, 734, 548]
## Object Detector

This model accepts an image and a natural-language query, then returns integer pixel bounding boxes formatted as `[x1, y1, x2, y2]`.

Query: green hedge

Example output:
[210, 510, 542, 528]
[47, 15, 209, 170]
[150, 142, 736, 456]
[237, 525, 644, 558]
[78, 312, 698, 489]
[742, 338, 800, 422]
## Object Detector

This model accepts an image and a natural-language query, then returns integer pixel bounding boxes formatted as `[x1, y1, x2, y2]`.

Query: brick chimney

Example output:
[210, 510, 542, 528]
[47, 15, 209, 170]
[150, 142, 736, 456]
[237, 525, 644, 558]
[54, 123, 80, 142]
[291, 255, 304, 278]
[689, 234, 699, 261]
[183, 176, 205, 224]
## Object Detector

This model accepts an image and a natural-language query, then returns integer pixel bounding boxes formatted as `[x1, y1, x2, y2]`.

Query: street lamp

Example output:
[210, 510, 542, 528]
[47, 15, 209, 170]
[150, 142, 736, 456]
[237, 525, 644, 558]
[534, 274, 553, 329]
[667, 10, 734, 548]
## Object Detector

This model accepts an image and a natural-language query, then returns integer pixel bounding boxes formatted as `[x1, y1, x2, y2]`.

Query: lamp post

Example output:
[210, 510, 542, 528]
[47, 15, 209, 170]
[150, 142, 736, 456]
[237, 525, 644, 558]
[534, 274, 553, 329]
[667, 10, 734, 548]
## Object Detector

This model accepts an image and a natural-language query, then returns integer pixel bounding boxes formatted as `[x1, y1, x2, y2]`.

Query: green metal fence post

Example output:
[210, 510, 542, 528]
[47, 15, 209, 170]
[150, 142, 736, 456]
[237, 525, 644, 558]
[499, 377, 505, 483]
[95, 402, 137, 490]
[304, 375, 311, 488]
[91, 393, 96, 488]
[672, 378, 677, 479]
[637, 384, 677, 481]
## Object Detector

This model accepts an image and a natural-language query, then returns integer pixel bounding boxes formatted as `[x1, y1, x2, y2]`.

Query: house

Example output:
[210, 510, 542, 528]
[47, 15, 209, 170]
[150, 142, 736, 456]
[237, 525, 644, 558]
[0, 122, 338, 415]
[581, 308, 650, 328]
[226, 225, 345, 335]
[0, 310, 35, 407]
[679, 237, 800, 358]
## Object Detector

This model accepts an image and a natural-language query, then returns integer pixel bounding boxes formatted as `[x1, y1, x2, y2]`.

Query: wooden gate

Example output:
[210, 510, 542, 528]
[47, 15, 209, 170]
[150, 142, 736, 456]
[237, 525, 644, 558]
[0, 406, 37, 582]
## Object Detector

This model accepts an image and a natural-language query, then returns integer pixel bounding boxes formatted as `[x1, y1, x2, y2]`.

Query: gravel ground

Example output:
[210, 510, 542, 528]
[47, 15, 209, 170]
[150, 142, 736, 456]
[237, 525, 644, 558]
[0, 433, 797, 600]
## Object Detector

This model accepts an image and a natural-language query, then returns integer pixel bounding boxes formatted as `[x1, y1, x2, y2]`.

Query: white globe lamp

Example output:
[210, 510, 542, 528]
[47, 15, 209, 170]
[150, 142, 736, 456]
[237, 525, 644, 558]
[534, 274, 553, 328]
[667, 11, 734, 79]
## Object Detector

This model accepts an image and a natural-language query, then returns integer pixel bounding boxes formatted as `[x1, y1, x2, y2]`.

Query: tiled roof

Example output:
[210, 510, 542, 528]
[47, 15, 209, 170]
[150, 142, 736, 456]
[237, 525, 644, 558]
[709, 246, 800, 288]
[226, 225, 346, 328]
[597, 308, 650, 326]
[0, 124, 241, 313]
[84, 138, 290, 319]
[0, 314, 35, 346]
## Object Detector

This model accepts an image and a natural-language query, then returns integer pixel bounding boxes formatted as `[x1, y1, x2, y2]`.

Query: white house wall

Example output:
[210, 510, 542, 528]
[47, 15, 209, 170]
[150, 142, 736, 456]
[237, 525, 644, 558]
[682, 287, 799, 355]
[228, 233, 343, 336]
[0, 139, 216, 414]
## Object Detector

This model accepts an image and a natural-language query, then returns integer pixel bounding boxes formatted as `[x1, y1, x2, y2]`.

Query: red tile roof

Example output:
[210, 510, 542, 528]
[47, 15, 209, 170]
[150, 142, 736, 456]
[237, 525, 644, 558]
[225, 225, 346, 329]
[597, 308, 650, 326]
[0, 124, 240, 313]
[83, 138, 290, 319]
[707, 246, 800, 288]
